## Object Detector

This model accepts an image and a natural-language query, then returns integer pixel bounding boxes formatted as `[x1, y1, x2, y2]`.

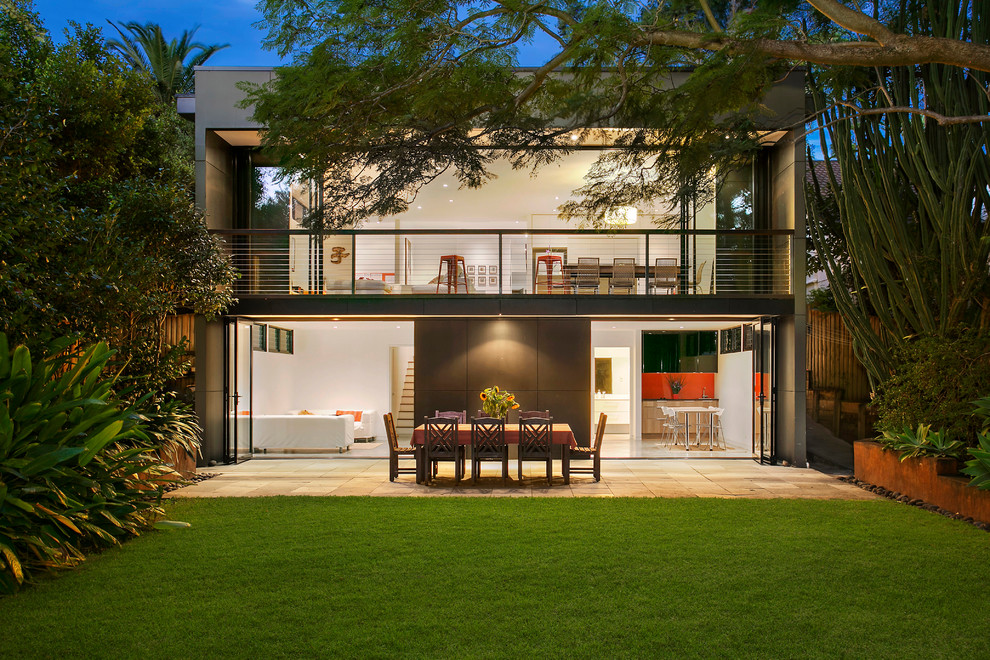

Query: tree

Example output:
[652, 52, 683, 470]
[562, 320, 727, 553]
[107, 21, 228, 103]
[807, 4, 989, 405]
[0, 2, 237, 394]
[244, 0, 990, 231]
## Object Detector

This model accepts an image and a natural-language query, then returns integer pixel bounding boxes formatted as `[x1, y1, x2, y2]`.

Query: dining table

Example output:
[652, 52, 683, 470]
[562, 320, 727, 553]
[411, 422, 578, 484]
[673, 407, 720, 450]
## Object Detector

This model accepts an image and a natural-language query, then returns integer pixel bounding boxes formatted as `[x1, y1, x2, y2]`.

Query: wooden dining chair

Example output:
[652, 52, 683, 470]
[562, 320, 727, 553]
[470, 417, 508, 484]
[384, 412, 416, 482]
[568, 413, 607, 482]
[517, 410, 550, 421]
[434, 410, 467, 424]
[518, 416, 554, 485]
[424, 416, 464, 484]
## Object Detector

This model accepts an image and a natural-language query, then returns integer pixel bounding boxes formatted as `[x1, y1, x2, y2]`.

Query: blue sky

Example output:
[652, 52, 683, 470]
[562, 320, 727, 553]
[34, 0, 284, 66]
[31, 0, 557, 67]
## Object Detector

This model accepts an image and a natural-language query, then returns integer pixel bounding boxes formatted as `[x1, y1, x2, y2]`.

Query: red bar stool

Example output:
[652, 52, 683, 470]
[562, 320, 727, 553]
[436, 255, 467, 293]
[536, 254, 563, 293]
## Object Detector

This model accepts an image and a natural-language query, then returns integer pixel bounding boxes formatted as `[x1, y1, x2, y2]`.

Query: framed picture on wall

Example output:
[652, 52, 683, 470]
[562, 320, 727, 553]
[489, 265, 499, 276]
[720, 327, 742, 354]
[467, 265, 476, 275]
[488, 276, 497, 285]
[478, 266, 487, 275]
[743, 324, 754, 351]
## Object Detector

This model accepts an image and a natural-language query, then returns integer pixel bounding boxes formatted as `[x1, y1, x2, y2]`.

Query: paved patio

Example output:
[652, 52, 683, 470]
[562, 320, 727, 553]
[167, 458, 876, 499]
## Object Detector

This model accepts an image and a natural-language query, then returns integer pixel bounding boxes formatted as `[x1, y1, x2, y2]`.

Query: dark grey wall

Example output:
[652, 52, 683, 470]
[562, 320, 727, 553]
[415, 318, 592, 444]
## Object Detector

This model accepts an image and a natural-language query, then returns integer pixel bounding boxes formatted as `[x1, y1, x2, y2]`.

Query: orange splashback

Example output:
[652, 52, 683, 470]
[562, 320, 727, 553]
[642, 373, 716, 399]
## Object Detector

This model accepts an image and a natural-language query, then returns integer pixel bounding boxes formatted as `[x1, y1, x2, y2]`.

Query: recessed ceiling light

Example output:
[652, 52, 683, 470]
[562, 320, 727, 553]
[417, 205, 422, 209]
[442, 184, 448, 188]
[333, 325, 338, 329]
[449, 199, 453, 203]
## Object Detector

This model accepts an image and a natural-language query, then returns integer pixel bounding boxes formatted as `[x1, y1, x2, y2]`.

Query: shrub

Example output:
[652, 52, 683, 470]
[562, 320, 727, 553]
[872, 328, 990, 446]
[961, 398, 990, 490]
[0, 335, 167, 594]
[876, 424, 966, 462]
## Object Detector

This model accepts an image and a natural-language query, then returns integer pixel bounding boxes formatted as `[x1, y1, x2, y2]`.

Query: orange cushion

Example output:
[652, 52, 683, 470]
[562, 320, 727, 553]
[336, 410, 363, 422]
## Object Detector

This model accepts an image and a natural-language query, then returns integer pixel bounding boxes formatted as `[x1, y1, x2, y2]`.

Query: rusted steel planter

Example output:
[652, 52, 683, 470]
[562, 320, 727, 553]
[855, 440, 990, 524]
[156, 445, 197, 480]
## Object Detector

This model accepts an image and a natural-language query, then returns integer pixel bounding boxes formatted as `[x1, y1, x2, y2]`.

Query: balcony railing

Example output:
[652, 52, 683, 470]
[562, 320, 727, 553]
[210, 229, 793, 297]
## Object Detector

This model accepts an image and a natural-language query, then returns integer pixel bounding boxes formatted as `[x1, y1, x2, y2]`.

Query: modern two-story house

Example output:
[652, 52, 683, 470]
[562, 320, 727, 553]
[187, 66, 807, 467]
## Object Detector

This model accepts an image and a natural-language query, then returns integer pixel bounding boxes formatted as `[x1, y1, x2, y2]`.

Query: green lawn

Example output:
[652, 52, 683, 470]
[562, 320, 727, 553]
[1, 497, 988, 659]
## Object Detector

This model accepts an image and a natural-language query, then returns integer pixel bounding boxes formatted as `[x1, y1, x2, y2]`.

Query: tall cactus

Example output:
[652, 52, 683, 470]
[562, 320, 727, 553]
[808, 3, 990, 388]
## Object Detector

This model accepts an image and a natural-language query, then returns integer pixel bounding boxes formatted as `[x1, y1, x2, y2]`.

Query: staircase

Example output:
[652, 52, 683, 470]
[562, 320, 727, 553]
[396, 360, 415, 442]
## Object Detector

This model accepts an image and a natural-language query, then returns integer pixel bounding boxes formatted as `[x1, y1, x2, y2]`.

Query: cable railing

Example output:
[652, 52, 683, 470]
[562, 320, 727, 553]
[210, 228, 793, 297]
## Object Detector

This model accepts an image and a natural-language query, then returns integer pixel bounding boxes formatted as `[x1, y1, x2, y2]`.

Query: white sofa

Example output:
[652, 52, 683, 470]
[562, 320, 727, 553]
[252, 414, 355, 452]
[286, 409, 378, 442]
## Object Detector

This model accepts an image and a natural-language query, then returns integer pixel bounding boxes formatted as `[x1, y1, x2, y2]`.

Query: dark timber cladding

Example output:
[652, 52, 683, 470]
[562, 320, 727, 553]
[415, 318, 592, 445]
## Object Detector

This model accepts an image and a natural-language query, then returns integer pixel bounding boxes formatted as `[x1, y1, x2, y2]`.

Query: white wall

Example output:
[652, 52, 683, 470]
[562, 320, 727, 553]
[251, 321, 415, 437]
[591, 325, 641, 436]
[715, 350, 754, 451]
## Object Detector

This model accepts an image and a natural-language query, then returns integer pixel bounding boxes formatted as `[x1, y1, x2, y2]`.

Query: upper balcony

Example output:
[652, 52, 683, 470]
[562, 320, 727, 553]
[213, 228, 793, 311]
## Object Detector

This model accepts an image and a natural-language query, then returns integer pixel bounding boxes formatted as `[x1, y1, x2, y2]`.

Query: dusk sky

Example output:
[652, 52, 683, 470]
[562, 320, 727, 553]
[31, 0, 556, 67]
[34, 0, 284, 66]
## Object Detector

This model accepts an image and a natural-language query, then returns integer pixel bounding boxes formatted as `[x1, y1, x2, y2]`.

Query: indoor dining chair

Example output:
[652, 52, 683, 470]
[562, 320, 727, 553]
[652, 258, 679, 294]
[573, 257, 600, 294]
[609, 258, 636, 294]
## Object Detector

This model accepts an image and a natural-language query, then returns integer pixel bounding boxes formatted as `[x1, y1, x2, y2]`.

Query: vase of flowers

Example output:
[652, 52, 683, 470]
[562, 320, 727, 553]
[666, 374, 684, 399]
[479, 385, 520, 418]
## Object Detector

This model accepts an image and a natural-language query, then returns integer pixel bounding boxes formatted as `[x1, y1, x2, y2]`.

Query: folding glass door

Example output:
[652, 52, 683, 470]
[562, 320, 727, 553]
[224, 318, 254, 463]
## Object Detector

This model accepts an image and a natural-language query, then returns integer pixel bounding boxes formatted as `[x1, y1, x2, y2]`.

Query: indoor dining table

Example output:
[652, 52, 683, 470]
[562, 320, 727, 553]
[673, 406, 719, 450]
[411, 422, 578, 483]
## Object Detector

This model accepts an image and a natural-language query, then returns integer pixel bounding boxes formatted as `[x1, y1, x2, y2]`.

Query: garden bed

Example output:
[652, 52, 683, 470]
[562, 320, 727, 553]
[854, 440, 990, 524]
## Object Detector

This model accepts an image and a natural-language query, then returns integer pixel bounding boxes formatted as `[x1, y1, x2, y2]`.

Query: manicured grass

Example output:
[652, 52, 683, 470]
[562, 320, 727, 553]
[1, 497, 988, 659]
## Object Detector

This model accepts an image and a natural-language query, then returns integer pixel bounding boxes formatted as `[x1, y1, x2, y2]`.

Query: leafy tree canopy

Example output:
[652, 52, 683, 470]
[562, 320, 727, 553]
[0, 1, 236, 394]
[245, 0, 990, 230]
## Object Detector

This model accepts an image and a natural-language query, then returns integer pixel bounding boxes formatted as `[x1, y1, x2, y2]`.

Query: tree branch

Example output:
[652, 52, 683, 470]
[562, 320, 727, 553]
[635, 29, 990, 73]
[833, 99, 990, 125]
[807, 0, 896, 43]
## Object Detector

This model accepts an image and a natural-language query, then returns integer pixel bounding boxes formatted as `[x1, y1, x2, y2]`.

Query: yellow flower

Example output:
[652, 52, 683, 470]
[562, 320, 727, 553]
[507, 394, 515, 401]
[494, 386, 500, 393]
[480, 392, 487, 400]
[512, 403, 520, 409]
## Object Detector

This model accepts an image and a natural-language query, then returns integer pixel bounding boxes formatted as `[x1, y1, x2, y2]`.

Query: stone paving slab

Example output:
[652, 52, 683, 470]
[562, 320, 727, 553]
[165, 458, 875, 500]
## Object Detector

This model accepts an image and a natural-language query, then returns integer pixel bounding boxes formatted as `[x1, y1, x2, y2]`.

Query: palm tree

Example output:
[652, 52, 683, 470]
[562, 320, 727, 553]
[107, 22, 229, 102]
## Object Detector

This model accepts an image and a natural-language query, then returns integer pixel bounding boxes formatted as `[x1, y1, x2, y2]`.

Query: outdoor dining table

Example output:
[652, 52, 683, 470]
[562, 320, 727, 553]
[411, 423, 578, 484]
[673, 406, 719, 450]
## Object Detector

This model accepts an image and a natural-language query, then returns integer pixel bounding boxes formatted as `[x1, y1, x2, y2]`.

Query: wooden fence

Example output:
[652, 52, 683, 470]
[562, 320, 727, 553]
[806, 309, 880, 441]
[164, 313, 196, 392]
